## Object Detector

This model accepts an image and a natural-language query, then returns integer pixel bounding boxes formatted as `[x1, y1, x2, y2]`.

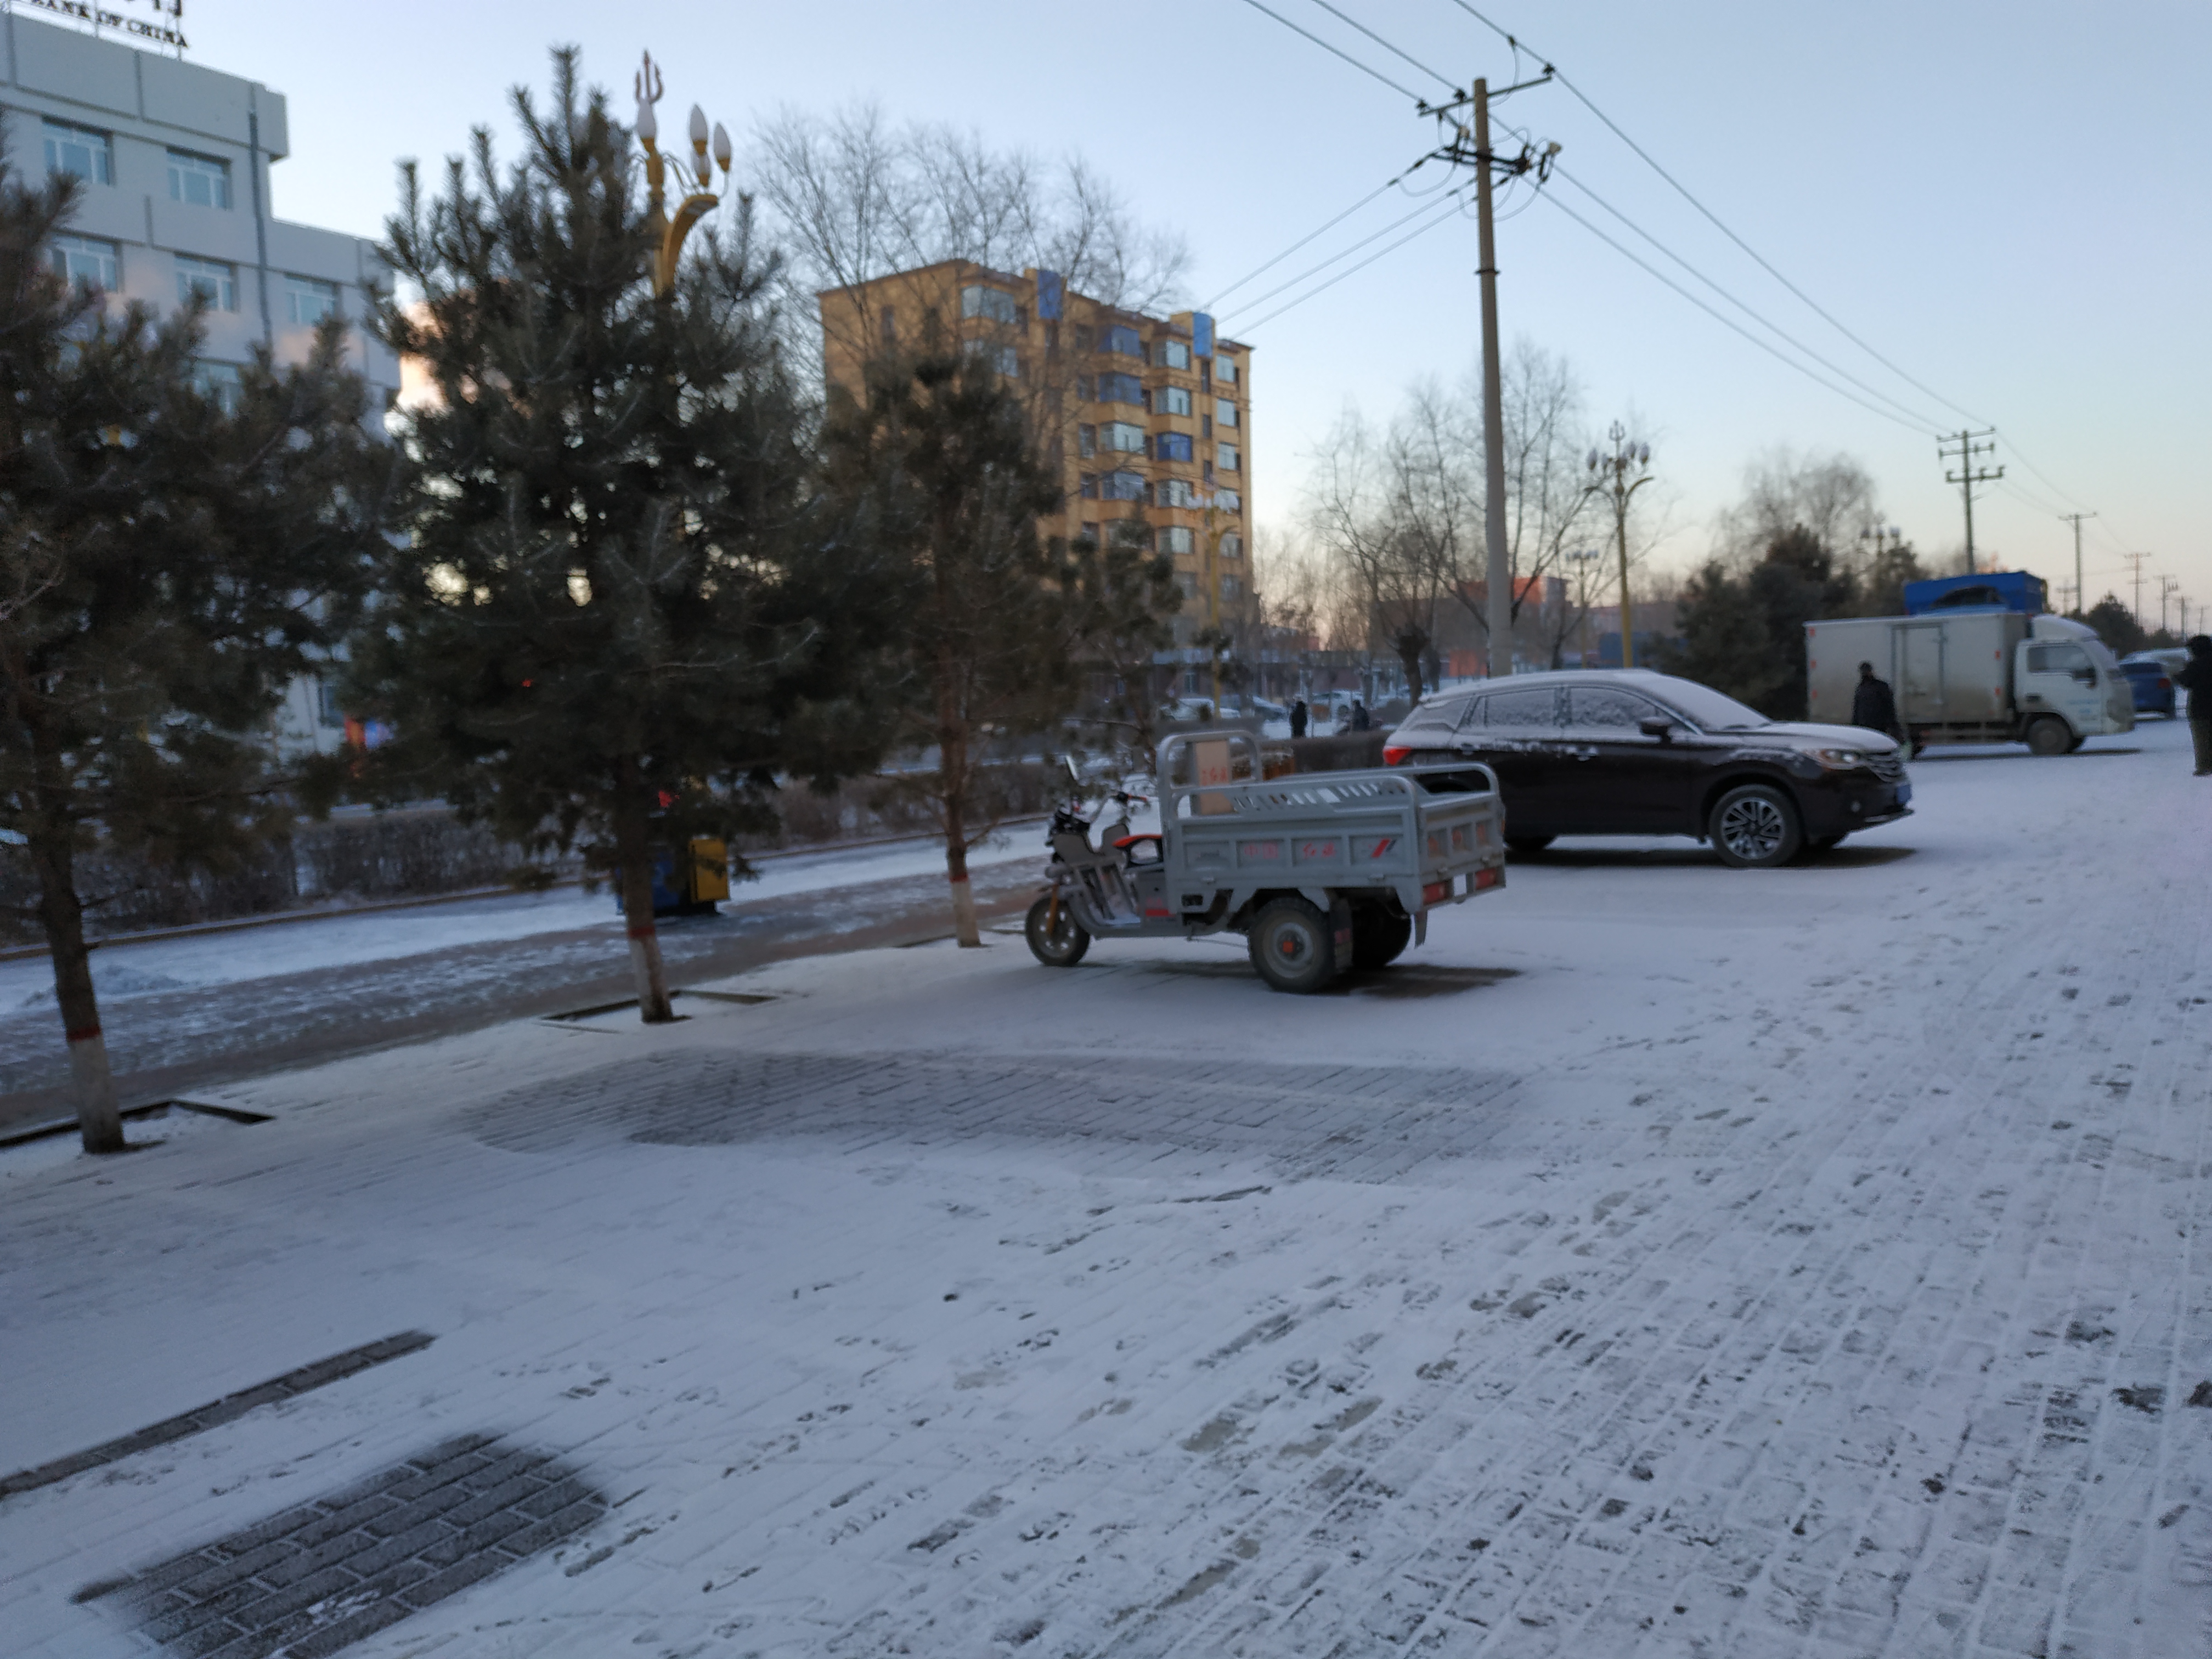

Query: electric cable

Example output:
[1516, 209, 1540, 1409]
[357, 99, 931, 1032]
[1537, 190, 1937, 437]
[1304, 0, 1459, 93]
[1202, 174, 1408, 310]
[1235, 204, 1470, 334]
[1234, 0, 1423, 102]
[1218, 184, 1472, 323]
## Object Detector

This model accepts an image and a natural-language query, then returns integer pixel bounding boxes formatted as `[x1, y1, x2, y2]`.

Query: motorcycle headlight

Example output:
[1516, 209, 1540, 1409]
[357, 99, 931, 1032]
[1810, 747, 1869, 770]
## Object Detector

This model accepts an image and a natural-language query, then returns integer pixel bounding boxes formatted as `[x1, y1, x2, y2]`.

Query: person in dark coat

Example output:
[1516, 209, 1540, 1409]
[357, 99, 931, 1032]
[1350, 699, 1372, 731]
[2177, 634, 2212, 776]
[1850, 661, 1900, 740]
[1289, 697, 1309, 738]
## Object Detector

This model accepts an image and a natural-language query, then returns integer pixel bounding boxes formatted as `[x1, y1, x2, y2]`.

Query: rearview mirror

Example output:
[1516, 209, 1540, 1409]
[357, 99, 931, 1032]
[1637, 716, 1676, 741]
[1062, 755, 1081, 785]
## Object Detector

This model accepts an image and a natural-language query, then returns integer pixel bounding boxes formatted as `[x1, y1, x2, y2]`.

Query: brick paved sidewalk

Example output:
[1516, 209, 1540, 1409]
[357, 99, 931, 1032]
[2, 726, 2208, 1658]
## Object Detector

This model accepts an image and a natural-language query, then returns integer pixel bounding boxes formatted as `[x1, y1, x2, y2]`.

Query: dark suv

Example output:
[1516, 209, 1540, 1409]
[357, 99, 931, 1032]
[1382, 669, 1911, 867]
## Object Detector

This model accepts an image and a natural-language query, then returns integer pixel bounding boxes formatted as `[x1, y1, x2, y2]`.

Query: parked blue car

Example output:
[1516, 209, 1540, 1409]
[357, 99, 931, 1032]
[2117, 657, 2177, 718]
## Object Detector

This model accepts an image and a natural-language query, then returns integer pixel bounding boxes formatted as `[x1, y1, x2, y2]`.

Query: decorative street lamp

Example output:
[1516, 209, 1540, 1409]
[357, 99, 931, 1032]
[634, 51, 732, 298]
[1586, 425, 1652, 668]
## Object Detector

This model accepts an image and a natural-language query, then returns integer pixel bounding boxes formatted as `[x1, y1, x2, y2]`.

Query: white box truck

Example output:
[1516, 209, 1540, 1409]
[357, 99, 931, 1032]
[1805, 611, 2134, 755]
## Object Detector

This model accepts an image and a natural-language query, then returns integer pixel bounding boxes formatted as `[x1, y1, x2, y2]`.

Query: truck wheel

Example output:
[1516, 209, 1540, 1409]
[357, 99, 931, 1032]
[1350, 905, 1413, 969]
[1024, 894, 1090, 967]
[1504, 833, 1554, 855]
[2025, 717, 2073, 757]
[1247, 897, 1339, 993]
[1708, 784, 1802, 868]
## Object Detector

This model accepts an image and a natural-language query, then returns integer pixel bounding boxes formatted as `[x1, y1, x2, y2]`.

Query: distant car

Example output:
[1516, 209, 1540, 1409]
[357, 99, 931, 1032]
[1383, 668, 1912, 868]
[2116, 657, 2177, 718]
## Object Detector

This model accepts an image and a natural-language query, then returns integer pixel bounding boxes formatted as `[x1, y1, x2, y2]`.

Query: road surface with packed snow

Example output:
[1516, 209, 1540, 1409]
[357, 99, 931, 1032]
[1, 720, 2207, 1658]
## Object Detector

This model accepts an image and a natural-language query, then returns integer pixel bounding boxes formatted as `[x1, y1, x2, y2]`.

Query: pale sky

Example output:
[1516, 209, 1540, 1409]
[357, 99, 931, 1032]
[176, 0, 2209, 627]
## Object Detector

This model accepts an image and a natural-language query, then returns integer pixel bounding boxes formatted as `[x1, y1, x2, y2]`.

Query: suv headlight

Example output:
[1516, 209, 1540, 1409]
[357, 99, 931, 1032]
[1810, 747, 1869, 770]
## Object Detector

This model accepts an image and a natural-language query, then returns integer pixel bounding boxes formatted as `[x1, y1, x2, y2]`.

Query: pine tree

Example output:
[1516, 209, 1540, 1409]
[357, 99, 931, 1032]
[0, 146, 398, 1151]
[354, 53, 883, 1021]
[821, 340, 1171, 946]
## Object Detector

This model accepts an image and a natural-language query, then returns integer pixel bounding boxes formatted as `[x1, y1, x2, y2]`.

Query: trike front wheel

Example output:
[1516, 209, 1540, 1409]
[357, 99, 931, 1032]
[1025, 893, 1091, 967]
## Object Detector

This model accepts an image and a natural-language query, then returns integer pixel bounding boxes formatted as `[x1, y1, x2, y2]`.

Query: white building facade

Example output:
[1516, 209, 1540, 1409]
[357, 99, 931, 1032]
[2, 11, 401, 757]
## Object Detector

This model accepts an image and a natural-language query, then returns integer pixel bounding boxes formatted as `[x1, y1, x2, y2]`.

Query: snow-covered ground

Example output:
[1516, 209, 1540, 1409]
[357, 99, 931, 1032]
[2, 722, 2207, 1657]
[0, 824, 1052, 1013]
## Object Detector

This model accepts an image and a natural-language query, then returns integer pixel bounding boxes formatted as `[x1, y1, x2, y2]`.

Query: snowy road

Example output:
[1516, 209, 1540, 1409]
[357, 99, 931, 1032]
[0, 829, 1046, 1130]
[2, 721, 2208, 1658]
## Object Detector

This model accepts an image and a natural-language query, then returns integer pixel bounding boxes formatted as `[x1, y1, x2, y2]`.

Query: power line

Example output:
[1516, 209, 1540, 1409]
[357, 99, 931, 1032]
[1201, 173, 1409, 311]
[1304, 0, 1458, 92]
[1536, 190, 1940, 437]
[1233, 0, 1423, 101]
[1219, 184, 1471, 323]
[1548, 165, 1945, 433]
[1235, 202, 1470, 334]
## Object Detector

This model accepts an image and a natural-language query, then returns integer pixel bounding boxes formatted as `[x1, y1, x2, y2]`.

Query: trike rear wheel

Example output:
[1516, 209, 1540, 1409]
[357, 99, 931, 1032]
[1246, 897, 1339, 993]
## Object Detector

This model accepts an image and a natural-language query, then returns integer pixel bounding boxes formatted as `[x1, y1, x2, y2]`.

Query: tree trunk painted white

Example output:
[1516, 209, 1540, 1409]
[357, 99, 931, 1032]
[31, 828, 124, 1152]
[613, 770, 676, 1023]
[947, 870, 981, 949]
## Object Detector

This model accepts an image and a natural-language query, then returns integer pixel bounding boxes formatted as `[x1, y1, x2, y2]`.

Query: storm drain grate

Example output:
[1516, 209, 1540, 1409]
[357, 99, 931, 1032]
[75, 1434, 605, 1657]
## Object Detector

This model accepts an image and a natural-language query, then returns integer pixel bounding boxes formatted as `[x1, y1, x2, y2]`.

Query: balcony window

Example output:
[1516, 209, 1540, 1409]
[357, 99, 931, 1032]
[1159, 478, 1199, 509]
[1217, 354, 1239, 385]
[1215, 488, 1242, 514]
[960, 284, 1018, 324]
[44, 119, 111, 185]
[168, 149, 233, 208]
[1099, 469, 1145, 501]
[1160, 526, 1194, 555]
[1077, 423, 1097, 458]
[1158, 386, 1192, 417]
[1101, 324, 1142, 357]
[1215, 398, 1238, 428]
[286, 275, 340, 325]
[1217, 443, 1240, 472]
[1157, 338, 1190, 370]
[1077, 374, 1096, 401]
[1221, 533, 1243, 559]
[191, 360, 242, 413]
[962, 338, 1019, 376]
[1081, 521, 1101, 544]
[1176, 572, 1199, 599]
[49, 234, 118, 291]
[1097, 371, 1142, 405]
[177, 255, 237, 312]
[1154, 432, 1194, 463]
[1080, 473, 1099, 499]
[1221, 574, 1243, 600]
[1103, 421, 1146, 453]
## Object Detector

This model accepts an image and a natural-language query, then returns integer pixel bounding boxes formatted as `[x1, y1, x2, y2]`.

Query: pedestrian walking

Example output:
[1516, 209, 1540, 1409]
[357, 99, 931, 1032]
[1289, 697, 1309, 739]
[1351, 699, 1372, 732]
[2177, 635, 2212, 776]
[1850, 661, 1900, 740]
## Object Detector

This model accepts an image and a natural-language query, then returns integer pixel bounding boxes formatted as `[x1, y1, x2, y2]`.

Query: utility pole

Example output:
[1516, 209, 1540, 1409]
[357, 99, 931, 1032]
[1418, 69, 1557, 678]
[2123, 552, 2151, 627]
[1938, 430, 2001, 574]
[2160, 574, 2179, 637]
[2058, 512, 2095, 618]
[1565, 546, 1601, 666]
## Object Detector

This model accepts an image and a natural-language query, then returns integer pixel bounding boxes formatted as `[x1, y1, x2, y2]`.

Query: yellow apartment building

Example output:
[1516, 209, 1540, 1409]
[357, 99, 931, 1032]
[819, 260, 1251, 658]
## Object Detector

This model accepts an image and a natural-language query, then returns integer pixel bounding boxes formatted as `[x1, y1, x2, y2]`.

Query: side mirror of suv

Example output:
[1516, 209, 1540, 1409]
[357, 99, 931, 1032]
[1637, 715, 1677, 742]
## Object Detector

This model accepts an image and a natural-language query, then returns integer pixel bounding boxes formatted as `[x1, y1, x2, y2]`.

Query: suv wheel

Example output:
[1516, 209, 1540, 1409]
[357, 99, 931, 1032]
[2025, 716, 2073, 757]
[1709, 784, 1801, 868]
[1246, 897, 1339, 993]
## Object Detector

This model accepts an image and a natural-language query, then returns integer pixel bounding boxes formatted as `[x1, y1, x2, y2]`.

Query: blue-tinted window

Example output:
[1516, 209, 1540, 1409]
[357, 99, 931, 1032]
[1159, 386, 1192, 416]
[1155, 432, 1194, 463]
[1099, 469, 1145, 501]
[44, 119, 111, 185]
[1097, 371, 1142, 405]
[1101, 324, 1142, 357]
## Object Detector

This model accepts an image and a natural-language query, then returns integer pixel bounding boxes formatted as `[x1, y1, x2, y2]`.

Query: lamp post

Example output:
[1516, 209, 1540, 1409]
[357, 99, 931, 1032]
[1586, 425, 1652, 668]
[634, 52, 732, 298]
[1565, 546, 1602, 667]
